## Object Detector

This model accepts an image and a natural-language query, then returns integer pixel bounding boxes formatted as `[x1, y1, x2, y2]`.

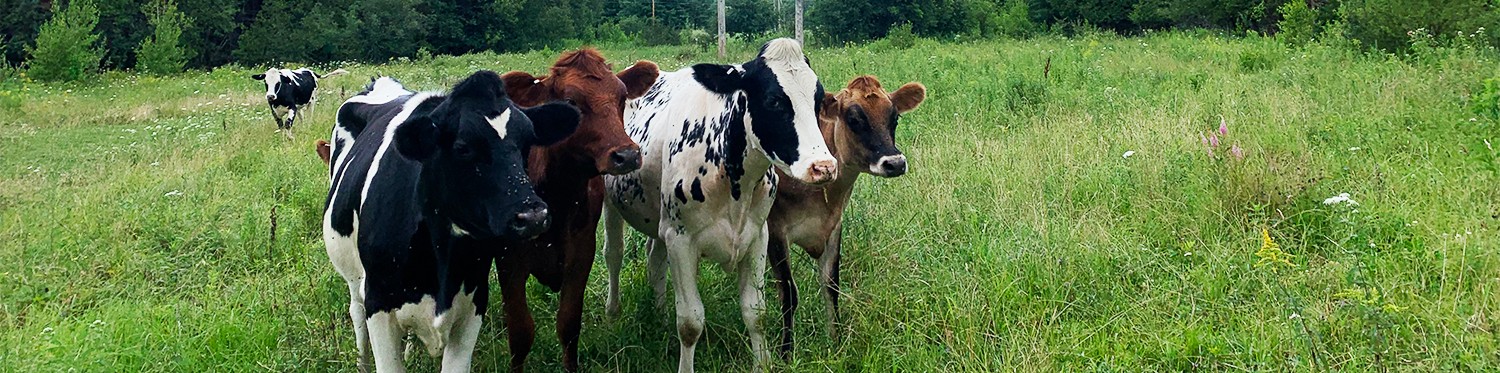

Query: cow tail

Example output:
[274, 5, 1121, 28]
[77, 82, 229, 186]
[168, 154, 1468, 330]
[320, 69, 350, 79]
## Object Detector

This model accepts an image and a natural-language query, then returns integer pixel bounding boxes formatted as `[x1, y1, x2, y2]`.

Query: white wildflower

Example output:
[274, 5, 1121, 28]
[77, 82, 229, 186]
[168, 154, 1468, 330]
[1122, 150, 1136, 159]
[165, 190, 184, 197]
[1322, 193, 1358, 206]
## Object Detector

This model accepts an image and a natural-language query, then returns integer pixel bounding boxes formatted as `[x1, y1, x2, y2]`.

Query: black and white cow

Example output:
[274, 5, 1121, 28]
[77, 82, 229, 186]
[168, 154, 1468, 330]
[251, 67, 348, 139]
[602, 38, 836, 373]
[322, 71, 579, 373]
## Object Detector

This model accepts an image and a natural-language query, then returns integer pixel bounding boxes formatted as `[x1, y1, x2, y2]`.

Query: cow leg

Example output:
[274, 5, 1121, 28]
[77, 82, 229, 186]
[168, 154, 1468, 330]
[439, 311, 484, 373]
[647, 238, 669, 309]
[739, 231, 771, 372]
[269, 106, 286, 132]
[366, 310, 408, 373]
[767, 233, 797, 359]
[818, 223, 844, 340]
[666, 237, 704, 373]
[603, 205, 626, 317]
[347, 283, 373, 372]
[283, 106, 298, 140]
[556, 235, 593, 372]
[499, 267, 535, 373]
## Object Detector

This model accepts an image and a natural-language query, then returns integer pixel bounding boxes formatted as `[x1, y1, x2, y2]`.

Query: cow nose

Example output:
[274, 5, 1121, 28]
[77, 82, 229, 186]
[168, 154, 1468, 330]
[606, 147, 642, 175]
[510, 203, 550, 238]
[803, 159, 838, 185]
[878, 155, 907, 177]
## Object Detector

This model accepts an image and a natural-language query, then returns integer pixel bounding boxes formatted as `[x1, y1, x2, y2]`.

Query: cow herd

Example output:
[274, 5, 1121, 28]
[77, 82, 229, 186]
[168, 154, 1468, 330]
[277, 38, 926, 373]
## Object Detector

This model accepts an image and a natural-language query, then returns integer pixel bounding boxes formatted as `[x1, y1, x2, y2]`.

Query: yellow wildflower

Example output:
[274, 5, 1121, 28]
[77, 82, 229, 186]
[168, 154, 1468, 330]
[1254, 228, 1296, 271]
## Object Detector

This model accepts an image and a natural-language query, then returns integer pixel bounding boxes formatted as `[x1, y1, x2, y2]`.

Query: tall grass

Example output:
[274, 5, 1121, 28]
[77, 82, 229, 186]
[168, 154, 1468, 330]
[1, 33, 1497, 371]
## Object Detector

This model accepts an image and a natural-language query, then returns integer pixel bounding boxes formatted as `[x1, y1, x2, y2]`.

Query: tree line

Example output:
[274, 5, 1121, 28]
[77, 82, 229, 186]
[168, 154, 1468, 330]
[3, 0, 1497, 81]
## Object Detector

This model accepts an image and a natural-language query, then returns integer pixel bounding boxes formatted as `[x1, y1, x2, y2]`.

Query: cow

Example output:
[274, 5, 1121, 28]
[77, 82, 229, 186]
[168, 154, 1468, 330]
[321, 71, 580, 373]
[602, 38, 836, 373]
[251, 67, 348, 139]
[765, 75, 926, 356]
[487, 50, 659, 372]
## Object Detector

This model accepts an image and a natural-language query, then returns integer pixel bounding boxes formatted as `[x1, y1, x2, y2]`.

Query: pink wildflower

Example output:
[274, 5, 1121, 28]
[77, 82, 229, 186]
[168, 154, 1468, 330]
[1230, 143, 1245, 161]
[1219, 116, 1229, 136]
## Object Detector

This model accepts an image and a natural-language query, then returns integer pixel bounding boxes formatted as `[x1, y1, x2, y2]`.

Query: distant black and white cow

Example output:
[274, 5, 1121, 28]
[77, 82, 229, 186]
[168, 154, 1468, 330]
[322, 71, 579, 373]
[251, 67, 348, 139]
[602, 38, 836, 373]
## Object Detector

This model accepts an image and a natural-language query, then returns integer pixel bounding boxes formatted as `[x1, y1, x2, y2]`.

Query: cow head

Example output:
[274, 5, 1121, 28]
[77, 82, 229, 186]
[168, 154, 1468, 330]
[250, 68, 293, 102]
[501, 50, 659, 175]
[692, 38, 837, 185]
[393, 71, 581, 240]
[820, 76, 926, 178]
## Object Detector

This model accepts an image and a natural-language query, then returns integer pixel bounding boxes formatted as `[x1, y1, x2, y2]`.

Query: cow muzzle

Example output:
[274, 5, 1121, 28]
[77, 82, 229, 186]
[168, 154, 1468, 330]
[602, 146, 642, 175]
[871, 154, 907, 177]
[801, 159, 838, 185]
[509, 203, 551, 239]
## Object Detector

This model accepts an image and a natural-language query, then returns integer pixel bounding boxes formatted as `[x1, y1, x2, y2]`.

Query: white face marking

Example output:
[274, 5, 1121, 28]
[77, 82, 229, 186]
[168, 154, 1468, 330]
[450, 224, 470, 237]
[765, 55, 835, 183]
[262, 69, 280, 99]
[487, 108, 512, 140]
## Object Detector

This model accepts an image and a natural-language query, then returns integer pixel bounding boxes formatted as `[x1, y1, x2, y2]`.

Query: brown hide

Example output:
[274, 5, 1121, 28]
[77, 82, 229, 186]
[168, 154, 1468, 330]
[494, 49, 660, 373]
[767, 75, 926, 357]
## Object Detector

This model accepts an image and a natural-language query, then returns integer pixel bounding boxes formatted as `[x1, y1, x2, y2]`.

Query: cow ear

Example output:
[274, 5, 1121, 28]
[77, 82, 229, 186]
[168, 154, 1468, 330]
[617, 60, 660, 99]
[691, 64, 742, 94]
[315, 139, 332, 165]
[522, 102, 581, 146]
[500, 70, 548, 107]
[395, 115, 441, 161]
[890, 82, 927, 113]
[819, 92, 840, 121]
[251, 73, 266, 80]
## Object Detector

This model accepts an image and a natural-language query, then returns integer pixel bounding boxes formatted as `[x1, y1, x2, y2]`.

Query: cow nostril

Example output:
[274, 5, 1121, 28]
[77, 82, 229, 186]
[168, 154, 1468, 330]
[881, 157, 908, 176]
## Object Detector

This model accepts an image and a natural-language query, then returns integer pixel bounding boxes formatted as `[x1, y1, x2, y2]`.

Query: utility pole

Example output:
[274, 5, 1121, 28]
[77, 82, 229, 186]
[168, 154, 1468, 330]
[794, 0, 804, 44]
[717, 0, 726, 58]
[651, 0, 655, 20]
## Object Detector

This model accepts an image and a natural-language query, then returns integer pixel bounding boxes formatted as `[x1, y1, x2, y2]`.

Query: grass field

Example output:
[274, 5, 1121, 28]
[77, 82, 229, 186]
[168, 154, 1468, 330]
[2, 32, 1498, 371]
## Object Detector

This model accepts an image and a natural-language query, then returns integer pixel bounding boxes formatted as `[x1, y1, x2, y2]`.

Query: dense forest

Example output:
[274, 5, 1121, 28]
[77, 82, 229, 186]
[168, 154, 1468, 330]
[2, 0, 1497, 79]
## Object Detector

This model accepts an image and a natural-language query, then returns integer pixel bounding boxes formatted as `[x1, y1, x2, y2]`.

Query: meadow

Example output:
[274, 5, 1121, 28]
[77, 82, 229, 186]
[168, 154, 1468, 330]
[2, 32, 1498, 371]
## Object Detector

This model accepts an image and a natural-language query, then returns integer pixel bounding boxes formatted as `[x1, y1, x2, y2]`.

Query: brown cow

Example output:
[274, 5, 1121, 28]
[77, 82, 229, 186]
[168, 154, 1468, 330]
[494, 50, 659, 372]
[766, 75, 926, 356]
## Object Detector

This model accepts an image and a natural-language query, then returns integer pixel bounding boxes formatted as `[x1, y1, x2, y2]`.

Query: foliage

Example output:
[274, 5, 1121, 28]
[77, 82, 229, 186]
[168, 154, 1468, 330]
[0, 0, 51, 67]
[1340, 0, 1499, 52]
[884, 23, 917, 50]
[135, 0, 192, 75]
[26, 0, 104, 82]
[1276, 0, 1318, 46]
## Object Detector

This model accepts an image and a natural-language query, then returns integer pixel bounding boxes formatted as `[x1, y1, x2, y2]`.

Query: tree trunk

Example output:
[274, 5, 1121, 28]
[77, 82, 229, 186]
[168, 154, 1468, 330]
[794, 0, 804, 44]
[718, 0, 726, 58]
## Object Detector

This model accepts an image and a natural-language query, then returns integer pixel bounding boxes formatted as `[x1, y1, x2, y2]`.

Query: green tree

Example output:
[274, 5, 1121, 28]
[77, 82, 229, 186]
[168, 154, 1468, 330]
[178, 0, 243, 68]
[136, 0, 192, 74]
[727, 0, 778, 35]
[234, 0, 309, 64]
[1, 0, 50, 67]
[27, 0, 105, 82]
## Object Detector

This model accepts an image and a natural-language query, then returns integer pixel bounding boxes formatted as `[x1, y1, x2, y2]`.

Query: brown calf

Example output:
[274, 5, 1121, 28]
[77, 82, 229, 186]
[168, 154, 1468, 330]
[766, 75, 926, 356]
[494, 50, 658, 372]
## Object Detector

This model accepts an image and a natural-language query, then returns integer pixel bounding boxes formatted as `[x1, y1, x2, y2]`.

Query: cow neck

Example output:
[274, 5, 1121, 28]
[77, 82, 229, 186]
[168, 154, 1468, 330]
[528, 144, 599, 193]
[737, 110, 774, 196]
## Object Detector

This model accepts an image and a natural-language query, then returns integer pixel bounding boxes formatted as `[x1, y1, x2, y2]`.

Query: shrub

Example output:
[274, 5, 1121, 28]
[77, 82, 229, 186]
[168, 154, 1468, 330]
[135, 0, 192, 75]
[994, 0, 1036, 38]
[642, 21, 681, 46]
[885, 23, 917, 50]
[26, 0, 104, 82]
[1276, 0, 1317, 46]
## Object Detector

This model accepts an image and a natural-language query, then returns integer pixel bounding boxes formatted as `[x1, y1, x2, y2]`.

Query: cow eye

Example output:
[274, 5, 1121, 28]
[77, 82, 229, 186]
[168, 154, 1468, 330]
[452, 141, 475, 159]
